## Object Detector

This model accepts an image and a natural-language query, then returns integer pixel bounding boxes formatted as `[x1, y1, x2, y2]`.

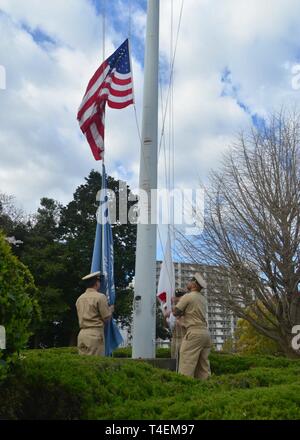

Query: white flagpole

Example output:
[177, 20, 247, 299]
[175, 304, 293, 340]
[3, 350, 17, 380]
[132, 0, 160, 359]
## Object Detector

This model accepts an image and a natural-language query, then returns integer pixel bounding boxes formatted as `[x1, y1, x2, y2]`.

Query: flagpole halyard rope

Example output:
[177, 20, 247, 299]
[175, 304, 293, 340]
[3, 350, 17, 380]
[157, 227, 175, 295]
[129, 0, 132, 41]
[101, 0, 106, 162]
[158, 0, 185, 158]
[158, 0, 185, 280]
[102, 0, 106, 62]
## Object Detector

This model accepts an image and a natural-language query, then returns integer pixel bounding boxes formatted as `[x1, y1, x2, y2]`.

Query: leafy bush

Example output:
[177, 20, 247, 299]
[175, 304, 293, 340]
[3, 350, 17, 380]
[233, 316, 282, 355]
[0, 360, 7, 382]
[113, 347, 171, 358]
[0, 232, 40, 361]
[156, 348, 171, 358]
[112, 347, 131, 358]
[0, 348, 299, 420]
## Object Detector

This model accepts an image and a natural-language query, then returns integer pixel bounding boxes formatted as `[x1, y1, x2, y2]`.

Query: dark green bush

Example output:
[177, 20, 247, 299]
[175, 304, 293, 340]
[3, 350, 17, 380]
[0, 360, 7, 383]
[112, 347, 131, 358]
[156, 348, 171, 358]
[113, 347, 171, 358]
[0, 233, 40, 361]
[209, 352, 299, 375]
[0, 348, 299, 420]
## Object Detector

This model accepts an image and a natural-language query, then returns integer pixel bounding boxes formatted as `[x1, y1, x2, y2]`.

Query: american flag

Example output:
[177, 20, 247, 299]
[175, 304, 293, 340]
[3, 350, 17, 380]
[77, 39, 134, 161]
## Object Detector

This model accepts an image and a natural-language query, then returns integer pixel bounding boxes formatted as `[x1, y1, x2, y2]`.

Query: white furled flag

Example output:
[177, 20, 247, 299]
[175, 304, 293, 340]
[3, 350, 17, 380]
[157, 231, 175, 313]
[77, 39, 134, 161]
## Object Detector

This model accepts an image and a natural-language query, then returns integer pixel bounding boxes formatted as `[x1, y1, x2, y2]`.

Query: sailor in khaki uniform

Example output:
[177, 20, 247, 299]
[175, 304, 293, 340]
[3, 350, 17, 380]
[166, 289, 187, 361]
[170, 289, 187, 361]
[163, 289, 187, 367]
[76, 271, 114, 356]
[174, 273, 212, 380]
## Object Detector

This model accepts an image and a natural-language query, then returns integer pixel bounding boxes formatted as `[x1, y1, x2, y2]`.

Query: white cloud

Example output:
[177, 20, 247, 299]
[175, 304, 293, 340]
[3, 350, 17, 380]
[0, 0, 300, 216]
[0, 0, 101, 50]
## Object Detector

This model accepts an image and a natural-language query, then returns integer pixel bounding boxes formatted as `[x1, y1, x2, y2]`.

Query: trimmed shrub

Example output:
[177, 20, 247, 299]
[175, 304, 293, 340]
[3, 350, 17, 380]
[0, 348, 299, 420]
[113, 347, 171, 359]
[113, 347, 131, 358]
[0, 360, 7, 382]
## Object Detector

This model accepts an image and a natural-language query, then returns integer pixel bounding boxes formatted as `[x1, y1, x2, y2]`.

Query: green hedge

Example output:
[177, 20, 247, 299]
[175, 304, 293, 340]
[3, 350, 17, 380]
[114, 347, 299, 374]
[0, 348, 300, 420]
[0, 360, 7, 383]
[113, 347, 170, 359]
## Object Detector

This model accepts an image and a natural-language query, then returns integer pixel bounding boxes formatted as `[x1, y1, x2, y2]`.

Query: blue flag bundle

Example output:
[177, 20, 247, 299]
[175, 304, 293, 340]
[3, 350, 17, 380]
[91, 163, 123, 356]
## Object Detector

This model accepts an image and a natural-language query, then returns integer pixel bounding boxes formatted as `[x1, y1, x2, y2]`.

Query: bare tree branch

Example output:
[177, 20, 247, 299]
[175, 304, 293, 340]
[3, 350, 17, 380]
[177, 110, 300, 357]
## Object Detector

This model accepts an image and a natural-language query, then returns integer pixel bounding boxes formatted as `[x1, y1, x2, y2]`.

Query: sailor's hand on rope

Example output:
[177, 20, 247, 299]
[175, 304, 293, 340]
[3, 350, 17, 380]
[164, 310, 171, 319]
[176, 316, 185, 327]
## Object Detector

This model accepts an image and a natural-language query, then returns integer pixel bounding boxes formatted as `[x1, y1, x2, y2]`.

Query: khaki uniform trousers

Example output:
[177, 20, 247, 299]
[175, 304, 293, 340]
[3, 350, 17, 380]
[171, 335, 183, 359]
[171, 324, 186, 362]
[178, 327, 212, 380]
[77, 327, 105, 356]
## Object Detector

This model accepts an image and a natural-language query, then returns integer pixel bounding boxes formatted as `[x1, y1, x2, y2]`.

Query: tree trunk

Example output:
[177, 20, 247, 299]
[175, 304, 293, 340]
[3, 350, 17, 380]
[278, 337, 300, 359]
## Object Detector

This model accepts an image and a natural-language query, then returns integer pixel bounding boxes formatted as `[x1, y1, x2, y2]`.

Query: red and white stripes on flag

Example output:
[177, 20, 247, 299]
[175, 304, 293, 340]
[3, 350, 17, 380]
[77, 39, 134, 161]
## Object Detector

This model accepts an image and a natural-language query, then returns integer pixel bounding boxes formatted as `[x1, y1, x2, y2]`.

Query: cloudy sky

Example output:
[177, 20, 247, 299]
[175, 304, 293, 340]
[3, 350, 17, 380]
[0, 0, 300, 219]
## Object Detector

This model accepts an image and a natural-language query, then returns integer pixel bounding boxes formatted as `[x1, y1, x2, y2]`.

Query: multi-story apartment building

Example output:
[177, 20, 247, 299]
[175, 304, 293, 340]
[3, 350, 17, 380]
[156, 261, 237, 351]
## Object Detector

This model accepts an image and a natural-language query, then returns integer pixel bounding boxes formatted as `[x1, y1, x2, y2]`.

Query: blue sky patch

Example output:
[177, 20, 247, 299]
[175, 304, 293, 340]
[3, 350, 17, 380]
[21, 23, 56, 47]
[221, 66, 266, 130]
[90, 0, 146, 66]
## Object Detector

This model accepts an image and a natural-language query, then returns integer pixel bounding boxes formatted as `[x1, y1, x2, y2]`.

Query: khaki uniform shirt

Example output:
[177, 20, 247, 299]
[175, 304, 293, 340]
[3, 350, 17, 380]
[175, 289, 208, 330]
[76, 288, 111, 330]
